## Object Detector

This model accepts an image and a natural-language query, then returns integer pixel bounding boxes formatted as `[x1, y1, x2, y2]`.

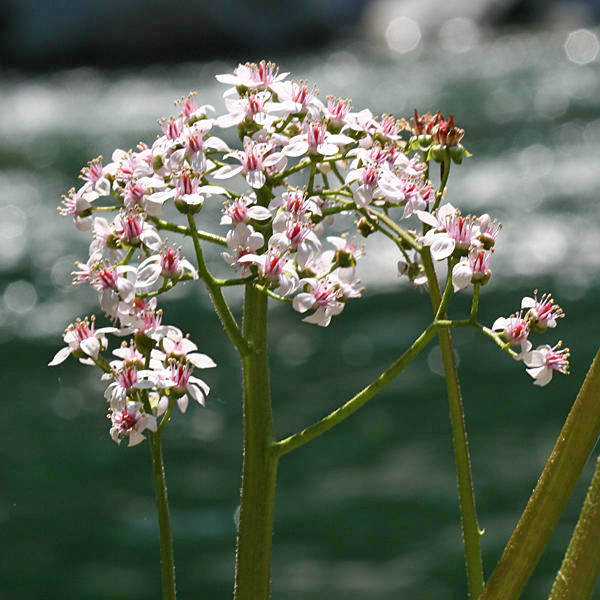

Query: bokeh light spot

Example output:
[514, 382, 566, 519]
[564, 29, 599, 64]
[386, 17, 421, 54]
[439, 17, 480, 54]
[4, 280, 38, 314]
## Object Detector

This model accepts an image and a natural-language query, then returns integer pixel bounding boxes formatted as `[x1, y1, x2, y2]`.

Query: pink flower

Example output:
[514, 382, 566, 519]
[492, 313, 532, 354]
[284, 122, 354, 158]
[523, 343, 570, 387]
[160, 116, 184, 141]
[418, 204, 481, 261]
[216, 61, 289, 96]
[137, 246, 198, 288]
[324, 97, 351, 128]
[109, 400, 157, 447]
[49, 316, 118, 366]
[451, 249, 492, 292]
[220, 193, 272, 226]
[270, 80, 323, 118]
[216, 91, 280, 129]
[268, 189, 322, 218]
[521, 291, 564, 332]
[90, 263, 137, 317]
[374, 114, 402, 141]
[161, 361, 211, 413]
[221, 223, 265, 276]
[213, 140, 286, 189]
[174, 93, 214, 122]
[80, 157, 111, 195]
[58, 187, 96, 231]
[238, 241, 298, 296]
[292, 276, 346, 327]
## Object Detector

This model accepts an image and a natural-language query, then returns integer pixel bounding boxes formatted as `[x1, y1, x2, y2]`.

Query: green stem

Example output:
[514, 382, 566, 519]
[269, 159, 312, 184]
[431, 156, 451, 213]
[149, 430, 177, 600]
[435, 257, 457, 321]
[253, 284, 293, 303]
[214, 277, 250, 287]
[470, 284, 480, 322]
[479, 348, 600, 600]
[422, 249, 484, 599]
[365, 206, 422, 251]
[92, 205, 121, 211]
[147, 216, 227, 246]
[307, 161, 317, 197]
[120, 246, 136, 265]
[274, 322, 440, 457]
[158, 399, 175, 433]
[187, 214, 248, 355]
[330, 161, 346, 185]
[233, 284, 279, 600]
[548, 453, 600, 600]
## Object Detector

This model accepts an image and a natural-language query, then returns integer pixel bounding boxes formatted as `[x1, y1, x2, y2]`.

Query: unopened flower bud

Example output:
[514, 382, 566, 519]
[134, 331, 157, 355]
[357, 217, 376, 237]
[334, 249, 356, 269]
[430, 145, 448, 163]
[472, 271, 491, 286]
[397, 259, 409, 277]
[449, 146, 464, 164]
[152, 154, 164, 172]
[418, 135, 433, 150]
[174, 196, 203, 215]
[106, 232, 121, 250]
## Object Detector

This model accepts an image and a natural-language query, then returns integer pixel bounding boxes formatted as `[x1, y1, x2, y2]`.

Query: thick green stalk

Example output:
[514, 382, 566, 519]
[274, 322, 441, 457]
[233, 284, 278, 600]
[479, 348, 600, 600]
[422, 249, 485, 599]
[548, 454, 600, 600]
[149, 431, 176, 600]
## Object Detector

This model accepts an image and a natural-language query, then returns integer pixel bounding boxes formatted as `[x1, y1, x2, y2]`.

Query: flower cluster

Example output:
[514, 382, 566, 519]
[492, 291, 569, 386]
[50, 310, 216, 446]
[54, 61, 450, 329]
[51, 58, 568, 441]
[415, 204, 500, 291]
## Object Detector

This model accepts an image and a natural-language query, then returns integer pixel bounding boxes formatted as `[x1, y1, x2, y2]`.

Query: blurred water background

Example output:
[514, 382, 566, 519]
[2, 1, 600, 598]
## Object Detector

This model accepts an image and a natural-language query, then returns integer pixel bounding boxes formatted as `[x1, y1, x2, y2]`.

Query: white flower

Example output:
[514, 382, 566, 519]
[216, 61, 289, 96]
[213, 140, 286, 189]
[109, 401, 157, 447]
[284, 122, 354, 158]
[221, 223, 265, 276]
[523, 343, 570, 387]
[521, 291, 564, 332]
[151, 335, 216, 371]
[49, 316, 118, 366]
[491, 314, 532, 356]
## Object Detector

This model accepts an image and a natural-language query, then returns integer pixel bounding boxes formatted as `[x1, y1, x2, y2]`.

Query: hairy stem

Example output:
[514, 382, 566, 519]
[233, 284, 279, 600]
[422, 249, 484, 599]
[149, 431, 177, 600]
[480, 348, 600, 600]
[273, 322, 441, 457]
[548, 453, 600, 600]
[187, 214, 248, 354]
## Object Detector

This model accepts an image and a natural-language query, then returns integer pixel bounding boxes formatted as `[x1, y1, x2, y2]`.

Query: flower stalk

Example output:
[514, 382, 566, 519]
[233, 283, 279, 600]
[149, 430, 177, 600]
[274, 321, 441, 457]
[422, 248, 484, 599]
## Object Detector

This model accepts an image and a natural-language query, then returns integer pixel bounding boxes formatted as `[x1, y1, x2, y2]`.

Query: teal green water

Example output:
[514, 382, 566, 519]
[2, 26, 600, 598]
